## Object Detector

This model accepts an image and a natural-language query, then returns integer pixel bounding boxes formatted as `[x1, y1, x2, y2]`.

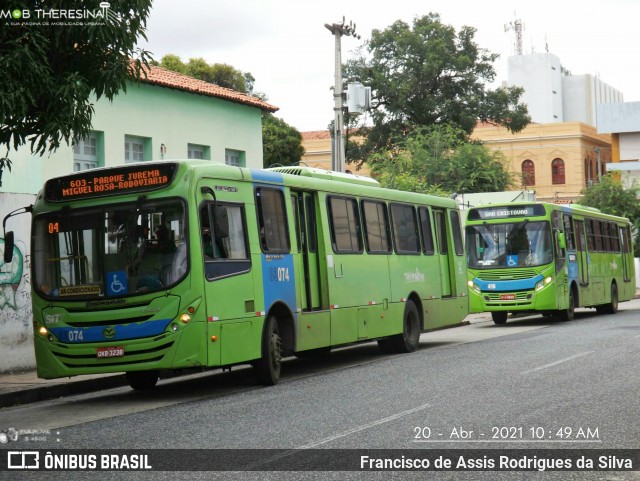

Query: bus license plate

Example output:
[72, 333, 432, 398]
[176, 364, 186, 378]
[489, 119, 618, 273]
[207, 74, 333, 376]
[96, 346, 125, 358]
[500, 294, 516, 300]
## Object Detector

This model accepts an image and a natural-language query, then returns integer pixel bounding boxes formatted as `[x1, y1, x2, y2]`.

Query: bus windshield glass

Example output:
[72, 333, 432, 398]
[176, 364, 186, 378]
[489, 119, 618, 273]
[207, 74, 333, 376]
[32, 199, 187, 299]
[465, 221, 553, 269]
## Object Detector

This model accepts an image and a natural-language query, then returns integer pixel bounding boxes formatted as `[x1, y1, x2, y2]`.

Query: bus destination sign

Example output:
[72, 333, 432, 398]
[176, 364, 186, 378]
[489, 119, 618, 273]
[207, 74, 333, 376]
[467, 204, 546, 220]
[45, 163, 178, 202]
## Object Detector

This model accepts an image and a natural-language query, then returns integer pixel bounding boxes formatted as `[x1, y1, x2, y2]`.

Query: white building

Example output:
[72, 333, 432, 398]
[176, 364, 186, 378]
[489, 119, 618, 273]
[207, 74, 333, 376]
[508, 53, 623, 126]
[598, 101, 640, 185]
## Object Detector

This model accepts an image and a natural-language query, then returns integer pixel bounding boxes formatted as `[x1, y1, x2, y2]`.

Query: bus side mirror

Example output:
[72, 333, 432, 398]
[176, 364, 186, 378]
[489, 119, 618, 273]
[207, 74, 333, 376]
[3, 231, 14, 263]
[214, 206, 229, 239]
[556, 232, 566, 249]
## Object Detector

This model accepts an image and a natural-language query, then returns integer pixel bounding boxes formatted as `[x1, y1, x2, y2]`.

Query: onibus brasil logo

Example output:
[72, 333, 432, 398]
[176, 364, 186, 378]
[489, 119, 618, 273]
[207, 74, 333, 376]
[3, 2, 119, 24]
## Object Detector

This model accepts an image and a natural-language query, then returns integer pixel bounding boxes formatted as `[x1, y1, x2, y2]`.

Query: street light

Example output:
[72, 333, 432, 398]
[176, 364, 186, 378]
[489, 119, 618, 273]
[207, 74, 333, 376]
[325, 17, 360, 173]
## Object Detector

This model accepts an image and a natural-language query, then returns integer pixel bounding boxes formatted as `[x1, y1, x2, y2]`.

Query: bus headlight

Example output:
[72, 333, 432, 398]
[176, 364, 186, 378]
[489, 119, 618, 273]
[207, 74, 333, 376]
[38, 326, 48, 336]
[536, 276, 553, 291]
[180, 313, 191, 324]
[467, 280, 480, 293]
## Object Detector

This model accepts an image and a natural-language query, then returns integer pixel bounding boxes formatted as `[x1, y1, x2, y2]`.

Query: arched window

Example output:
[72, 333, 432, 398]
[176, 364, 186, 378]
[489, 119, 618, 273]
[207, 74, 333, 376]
[551, 158, 565, 184]
[521, 160, 535, 186]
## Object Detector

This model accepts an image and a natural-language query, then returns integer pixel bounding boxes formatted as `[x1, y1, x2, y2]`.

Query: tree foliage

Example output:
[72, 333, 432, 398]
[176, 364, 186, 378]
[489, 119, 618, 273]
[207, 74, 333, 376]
[345, 13, 530, 164]
[0, 0, 152, 166]
[369, 125, 514, 195]
[262, 114, 305, 168]
[157, 54, 304, 165]
[580, 175, 640, 255]
[156, 54, 259, 96]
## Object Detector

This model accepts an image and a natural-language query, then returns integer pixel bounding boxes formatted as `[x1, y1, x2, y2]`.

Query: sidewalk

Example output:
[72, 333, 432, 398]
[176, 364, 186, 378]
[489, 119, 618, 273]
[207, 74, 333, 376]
[0, 313, 494, 409]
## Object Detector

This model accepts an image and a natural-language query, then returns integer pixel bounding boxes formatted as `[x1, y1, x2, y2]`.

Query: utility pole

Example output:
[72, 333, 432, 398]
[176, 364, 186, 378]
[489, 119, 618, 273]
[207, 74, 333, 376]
[325, 17, 359, 172]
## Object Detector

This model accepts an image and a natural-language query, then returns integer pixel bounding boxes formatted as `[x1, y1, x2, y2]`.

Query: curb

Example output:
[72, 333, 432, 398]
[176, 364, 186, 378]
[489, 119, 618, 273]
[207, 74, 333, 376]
[0, 374, 127, 409]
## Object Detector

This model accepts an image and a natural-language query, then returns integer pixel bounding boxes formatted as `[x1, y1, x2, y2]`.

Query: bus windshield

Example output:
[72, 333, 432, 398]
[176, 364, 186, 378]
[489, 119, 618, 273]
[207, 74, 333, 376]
[32, 199, 187, 299]
[465, 221, 553, 269]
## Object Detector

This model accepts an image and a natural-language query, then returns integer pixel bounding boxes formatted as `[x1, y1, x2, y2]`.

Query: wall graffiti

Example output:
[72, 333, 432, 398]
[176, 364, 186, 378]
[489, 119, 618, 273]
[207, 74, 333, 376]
[0, 192, 37, 372]
[0, 238, 24, 311]
[0, 236, 35, 371]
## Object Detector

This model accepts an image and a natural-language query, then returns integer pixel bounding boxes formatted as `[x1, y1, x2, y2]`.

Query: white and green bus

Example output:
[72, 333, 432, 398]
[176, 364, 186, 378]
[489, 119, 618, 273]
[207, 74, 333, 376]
[3, 160, 469, 389]
[465, 202, 635, 324]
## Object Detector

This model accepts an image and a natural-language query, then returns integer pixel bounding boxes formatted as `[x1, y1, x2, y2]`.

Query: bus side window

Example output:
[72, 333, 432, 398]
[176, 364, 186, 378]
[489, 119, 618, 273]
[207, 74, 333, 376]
[256, 188, 290, 253]
[418, 207, 434, 255]
[563, 214, 575, 250]
[328, 196, 362, 253]
[200, 202, 250, 280]
[449, 210, 464, 256]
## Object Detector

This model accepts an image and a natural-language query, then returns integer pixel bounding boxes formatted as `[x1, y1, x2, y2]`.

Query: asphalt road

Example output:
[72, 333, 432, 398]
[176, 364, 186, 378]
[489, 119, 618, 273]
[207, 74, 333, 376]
[3, 300, 640, 480]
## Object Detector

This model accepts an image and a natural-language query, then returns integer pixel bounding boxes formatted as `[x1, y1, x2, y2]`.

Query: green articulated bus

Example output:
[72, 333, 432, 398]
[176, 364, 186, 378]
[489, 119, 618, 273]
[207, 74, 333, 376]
[3, 160, 468, 390]
[465, 202, 636, 324]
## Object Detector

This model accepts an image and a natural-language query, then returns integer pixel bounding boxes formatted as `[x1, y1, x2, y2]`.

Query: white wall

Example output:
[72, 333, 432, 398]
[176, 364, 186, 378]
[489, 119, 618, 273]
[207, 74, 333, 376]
[0, 193, 37, 372]
[508, 53, 563, 124]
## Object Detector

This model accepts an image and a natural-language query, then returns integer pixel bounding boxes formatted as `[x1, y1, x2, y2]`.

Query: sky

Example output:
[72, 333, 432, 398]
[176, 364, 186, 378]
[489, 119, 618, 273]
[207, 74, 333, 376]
[137, 0, 640, 133]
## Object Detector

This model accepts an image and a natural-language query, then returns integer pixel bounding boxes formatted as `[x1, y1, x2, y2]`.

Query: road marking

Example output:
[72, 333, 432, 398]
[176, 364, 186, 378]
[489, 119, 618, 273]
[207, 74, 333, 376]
[297, 402, 431, 449]
[522, 351, 595, 374]
[243, 403, 432, 470]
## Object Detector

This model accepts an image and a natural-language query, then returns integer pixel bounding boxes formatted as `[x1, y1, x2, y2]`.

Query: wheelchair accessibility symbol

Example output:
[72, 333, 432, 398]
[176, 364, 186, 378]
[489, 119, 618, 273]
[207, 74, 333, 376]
[107, 271, 128, 296]
[506, 255, 518, 267]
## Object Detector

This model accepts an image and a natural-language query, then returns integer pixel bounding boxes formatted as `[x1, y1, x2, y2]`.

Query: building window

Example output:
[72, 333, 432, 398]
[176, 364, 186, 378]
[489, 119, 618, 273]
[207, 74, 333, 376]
[551, 158, 565, 184]
[188, 144, 210, 160]
[73, 132, 103, 171]
[521, 160, 535, 186]
[225, 149, 245, 167]
[125, 135, 151, 163]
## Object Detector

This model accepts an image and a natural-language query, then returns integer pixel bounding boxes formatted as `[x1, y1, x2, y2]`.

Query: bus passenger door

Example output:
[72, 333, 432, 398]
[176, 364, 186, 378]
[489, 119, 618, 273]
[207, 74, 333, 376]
[575, 220, 590, 287]
[292, 191, 322, 311]
[433, 209, 452, 297]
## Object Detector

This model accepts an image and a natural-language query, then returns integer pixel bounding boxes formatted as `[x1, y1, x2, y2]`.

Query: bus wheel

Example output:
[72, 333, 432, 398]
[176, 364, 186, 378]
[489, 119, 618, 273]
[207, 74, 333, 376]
[126, 370, 159, 391]
[491, 312, 508, 325]
[255, 316, 282, 386]
[386, 300, 421, 353]
[558, 289, 575, 322]
[598, 283, 619, 315]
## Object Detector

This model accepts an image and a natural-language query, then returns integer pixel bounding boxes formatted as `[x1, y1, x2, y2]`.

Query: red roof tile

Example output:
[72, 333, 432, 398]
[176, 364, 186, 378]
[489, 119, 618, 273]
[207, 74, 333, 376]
[302, 130, 332, 140]
[140, 64, 278, 112]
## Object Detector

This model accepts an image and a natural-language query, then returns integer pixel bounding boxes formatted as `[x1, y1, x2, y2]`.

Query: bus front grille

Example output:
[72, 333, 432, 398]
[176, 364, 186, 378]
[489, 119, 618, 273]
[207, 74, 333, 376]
[51, 340, 175, 369]
[476, 269, 537, 281]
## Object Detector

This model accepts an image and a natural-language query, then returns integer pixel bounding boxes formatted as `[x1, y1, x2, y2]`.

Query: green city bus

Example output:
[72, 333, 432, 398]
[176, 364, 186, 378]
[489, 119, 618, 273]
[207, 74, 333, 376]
[465, 202, 635, 324]
[3, 160, 468, 389]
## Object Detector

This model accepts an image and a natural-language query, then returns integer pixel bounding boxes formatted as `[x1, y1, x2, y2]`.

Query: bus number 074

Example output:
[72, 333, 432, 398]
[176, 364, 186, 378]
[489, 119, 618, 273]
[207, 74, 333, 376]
[269, 267, 290, 282]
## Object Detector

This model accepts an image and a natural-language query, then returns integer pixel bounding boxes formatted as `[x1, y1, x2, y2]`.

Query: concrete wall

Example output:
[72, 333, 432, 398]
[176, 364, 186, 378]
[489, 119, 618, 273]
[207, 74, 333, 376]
[563, 75, 624, 126]
[508, 53, 563, 124]
[0, 193, 37, 372]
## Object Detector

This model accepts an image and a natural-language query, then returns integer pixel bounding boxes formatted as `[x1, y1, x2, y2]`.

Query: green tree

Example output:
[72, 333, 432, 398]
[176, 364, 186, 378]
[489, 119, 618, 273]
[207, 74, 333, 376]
[157, 55, 255, 95]
[262, 114, 305, 168]
[158, 55, 302, 165]
[369, 125, 514, 195]
[0, 0, 152, 181]
[345, 13, 530, 164]
[580, 175, 640, 255]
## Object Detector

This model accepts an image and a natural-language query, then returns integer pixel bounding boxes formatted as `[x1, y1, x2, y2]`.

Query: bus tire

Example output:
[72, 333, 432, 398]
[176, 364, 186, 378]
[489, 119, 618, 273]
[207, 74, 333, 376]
[491, 312, 508, 325]
[255, 316, 282, 386]
[126, 370, 159, 391]
[386, 300, 421, 353]
[598, 283, 619, 315]
[558, 288, 575, 322]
